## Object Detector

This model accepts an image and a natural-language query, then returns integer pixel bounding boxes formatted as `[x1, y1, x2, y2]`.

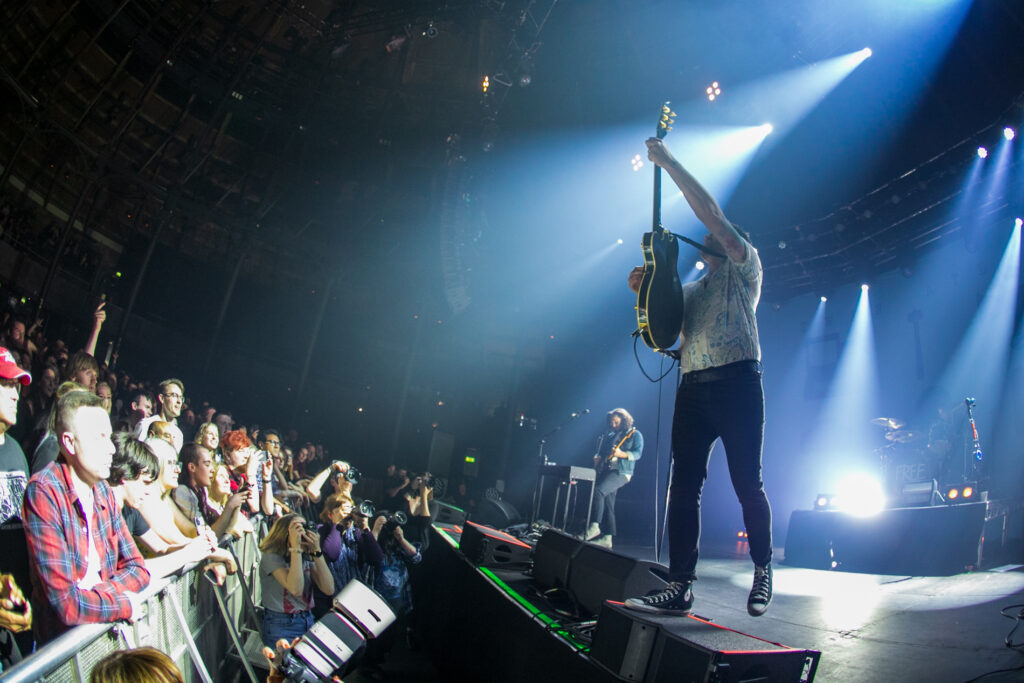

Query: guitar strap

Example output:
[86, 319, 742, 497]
[671, 232, 727, 260]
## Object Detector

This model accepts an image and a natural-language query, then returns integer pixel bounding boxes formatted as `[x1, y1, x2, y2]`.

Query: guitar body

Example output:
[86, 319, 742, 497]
[596, 428, 637, 475]
[636, 101, 683, 352]
[637, 229, 683, 350]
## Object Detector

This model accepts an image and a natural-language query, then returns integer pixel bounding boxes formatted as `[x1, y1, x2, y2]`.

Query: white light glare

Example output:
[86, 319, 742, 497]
[695, 261, 705, 270]
[759, 122, 774, 136]
[1016, 218, 1022, 229]
[820, 296, 828, 303]
[860, 47, 872, 59]
[1005, 127, 1016, 141]
[977, 146, 988, 159]
[706, 81, 722, 101]
[836, 473, 886, 517]
[631, 154, 644, 171]
[616, 238, 623, 245]
[860, 283, 869, 291]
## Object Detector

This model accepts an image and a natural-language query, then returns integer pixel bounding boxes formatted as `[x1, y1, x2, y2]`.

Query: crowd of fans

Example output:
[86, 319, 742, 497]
[0, 297, 458, 679]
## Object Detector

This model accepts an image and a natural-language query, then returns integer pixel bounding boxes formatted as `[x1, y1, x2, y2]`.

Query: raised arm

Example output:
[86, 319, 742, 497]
[645, 138, 747, 262]
[83, 302, 106, 356]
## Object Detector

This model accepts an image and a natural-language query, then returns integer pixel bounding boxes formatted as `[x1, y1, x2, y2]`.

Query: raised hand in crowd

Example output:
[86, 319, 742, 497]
[84, 300, 106, 357]
[0, 573, 31, 634]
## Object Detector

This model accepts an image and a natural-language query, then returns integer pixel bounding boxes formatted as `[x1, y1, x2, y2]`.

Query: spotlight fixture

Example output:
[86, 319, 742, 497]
[759, 122, 774, 135]
[814, 494, 837, 510]
[861, 283, 869, 291]
[481, 75, 490, 93]
[860, 47, 873, 58]
[617, 238, 623, 245]
[706, 81, 722, 101]
[1004, 127, 1015, 141]
[423, 21, 438, 38]
[820, 296, 827, 303]
[695, 261, 705, 270]
[977, 146, 988, 159]
[631, 154, 643, 171]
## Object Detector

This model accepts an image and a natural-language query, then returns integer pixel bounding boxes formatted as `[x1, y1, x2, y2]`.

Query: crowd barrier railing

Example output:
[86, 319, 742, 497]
[0, 531, 263, 683]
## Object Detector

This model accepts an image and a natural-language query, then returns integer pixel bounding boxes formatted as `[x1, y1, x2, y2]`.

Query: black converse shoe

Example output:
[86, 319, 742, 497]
[624, 581, 694, 615]
[747, 564, 772, 617]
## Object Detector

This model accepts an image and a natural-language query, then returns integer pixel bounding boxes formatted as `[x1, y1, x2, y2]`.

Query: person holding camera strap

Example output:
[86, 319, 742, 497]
[258, 513, 334, 648]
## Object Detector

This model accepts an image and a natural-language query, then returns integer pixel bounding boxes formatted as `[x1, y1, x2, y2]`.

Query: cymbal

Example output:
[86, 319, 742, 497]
[886, 430, 921, 443]
[872, 417, 905, 430]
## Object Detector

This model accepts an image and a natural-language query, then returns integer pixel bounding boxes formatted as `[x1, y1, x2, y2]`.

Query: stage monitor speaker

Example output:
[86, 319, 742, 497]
[431, 500, 467, 527]
[459, 521, 532, 568]
[592, 602, 821, 683]
[471, 497, 521, 530]
[567, 543, 668, 616]
[532, 528, 584, 591]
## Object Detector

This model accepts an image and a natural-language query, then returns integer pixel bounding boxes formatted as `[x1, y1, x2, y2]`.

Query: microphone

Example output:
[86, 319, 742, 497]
[570, 409, 590, 418]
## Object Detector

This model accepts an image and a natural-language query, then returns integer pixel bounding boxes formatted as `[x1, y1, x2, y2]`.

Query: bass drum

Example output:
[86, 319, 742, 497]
[883, 444, 938, 496]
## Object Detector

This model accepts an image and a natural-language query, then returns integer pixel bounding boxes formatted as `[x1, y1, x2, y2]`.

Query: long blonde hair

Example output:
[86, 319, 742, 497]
[89, 647, 184, 683]
[208, 464, 232, 507]
[260, 513, 303, 556]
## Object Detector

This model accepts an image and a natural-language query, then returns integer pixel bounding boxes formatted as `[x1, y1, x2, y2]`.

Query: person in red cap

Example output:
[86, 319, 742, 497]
[0, 347, 32, 668]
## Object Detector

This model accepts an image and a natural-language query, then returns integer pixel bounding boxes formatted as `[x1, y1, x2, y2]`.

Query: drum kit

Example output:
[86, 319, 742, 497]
[871, 417, 935, 493]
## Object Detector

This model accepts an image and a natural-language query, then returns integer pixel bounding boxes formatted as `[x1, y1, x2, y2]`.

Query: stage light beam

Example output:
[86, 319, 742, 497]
[1004, 127, 1015, 141]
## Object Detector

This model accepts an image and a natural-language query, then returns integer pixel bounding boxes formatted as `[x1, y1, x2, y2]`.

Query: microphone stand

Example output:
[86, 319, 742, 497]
[964, 397, 985, 491]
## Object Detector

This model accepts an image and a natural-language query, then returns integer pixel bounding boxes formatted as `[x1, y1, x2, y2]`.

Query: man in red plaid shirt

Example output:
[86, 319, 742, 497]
[23, 390, 150, 644]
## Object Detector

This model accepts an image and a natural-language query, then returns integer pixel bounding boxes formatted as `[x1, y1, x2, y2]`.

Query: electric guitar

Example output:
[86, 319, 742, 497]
[596, 428, 636, 474]
[636, 102, 683, 351]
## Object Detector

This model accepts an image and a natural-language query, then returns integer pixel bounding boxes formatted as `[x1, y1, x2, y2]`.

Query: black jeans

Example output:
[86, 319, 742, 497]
[591, 471, 629, 536]
[668, 363, 771, 583]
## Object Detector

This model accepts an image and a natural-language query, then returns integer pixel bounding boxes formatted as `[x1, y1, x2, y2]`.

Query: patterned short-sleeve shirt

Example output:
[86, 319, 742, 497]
[679, 240, 762, 374]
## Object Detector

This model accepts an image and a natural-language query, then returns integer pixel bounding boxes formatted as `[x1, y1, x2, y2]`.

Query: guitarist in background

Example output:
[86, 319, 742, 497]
[625, 137, 773, 618]
[584, 408, 643, 549]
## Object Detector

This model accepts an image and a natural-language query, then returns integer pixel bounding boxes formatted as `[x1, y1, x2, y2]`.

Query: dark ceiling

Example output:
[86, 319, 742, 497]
[1, 0, 1022, 352]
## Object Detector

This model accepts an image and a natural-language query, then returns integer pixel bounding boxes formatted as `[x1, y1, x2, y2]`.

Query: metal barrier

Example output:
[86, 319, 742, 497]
[0, 532, 262, 683]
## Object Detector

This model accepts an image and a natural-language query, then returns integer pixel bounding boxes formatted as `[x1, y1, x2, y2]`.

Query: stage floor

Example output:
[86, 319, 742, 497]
[611, 542, 1024, 683]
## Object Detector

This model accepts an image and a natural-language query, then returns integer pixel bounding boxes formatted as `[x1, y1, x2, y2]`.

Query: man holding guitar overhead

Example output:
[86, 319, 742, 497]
[584, 408, 643, 549]
[624, 137, 773, 618]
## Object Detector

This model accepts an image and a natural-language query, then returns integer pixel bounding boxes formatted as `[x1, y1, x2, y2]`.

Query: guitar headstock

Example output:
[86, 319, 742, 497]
[656, 101, 676, 139]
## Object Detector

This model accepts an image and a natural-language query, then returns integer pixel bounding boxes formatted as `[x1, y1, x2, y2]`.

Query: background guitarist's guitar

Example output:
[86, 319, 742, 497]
[636, 102, 683, 352]
[596, 428, 636, 474]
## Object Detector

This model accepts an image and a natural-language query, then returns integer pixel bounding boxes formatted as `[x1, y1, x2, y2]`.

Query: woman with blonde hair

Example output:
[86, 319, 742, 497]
[194, 421, 220, 455]
[258, 514, 334, 647]
[207, 463, 253, 537]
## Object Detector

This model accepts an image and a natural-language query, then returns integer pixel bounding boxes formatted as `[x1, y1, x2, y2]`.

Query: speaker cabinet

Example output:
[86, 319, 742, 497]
[431, 500, 468, 526]
[567, 544, 668, 616]
[533, 528, 584, 591]
[592, 601, 820, 683]
[471, 498, 521, 529]
[459, 521, 533, 568]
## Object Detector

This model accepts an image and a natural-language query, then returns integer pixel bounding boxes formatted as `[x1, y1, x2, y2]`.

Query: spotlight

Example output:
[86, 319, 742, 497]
[481, 75, 489, 93]
[947, 487, 959, 500]
[760, 123, 774, 136]
[1016, 218, 1022, 229]
[977, 146, 988, 159]
[962, 486, 974, 499]
[814, 494, 834, 509]
[861, 47, 873, 58]
[860, 283, 869, 291]
[836, 474, 885, 517]
[820, 296, 827, 303]
[518, 73, 532, 88]
[777, 240, 787, 249]
[631, 154, 643, 171]
[616, 238, 623, 245]
[1004, 127, 1015, 141]
[706, 81, 722, 101]
[695, 261, 705, 270]
[423, 21, 438, 39]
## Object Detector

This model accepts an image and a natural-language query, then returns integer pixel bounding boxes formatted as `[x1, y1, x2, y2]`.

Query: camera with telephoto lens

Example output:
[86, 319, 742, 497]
[345, 466, 360, 484]
[276, 579, 395, 682]
[354, 499, 375, 518]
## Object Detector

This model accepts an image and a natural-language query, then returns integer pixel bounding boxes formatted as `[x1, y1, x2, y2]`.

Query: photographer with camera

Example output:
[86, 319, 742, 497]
[312, 494, 384, 619]
[258, 514, 334, 648]
[400, 473, 435, 548]
[304, 460, 354, 505]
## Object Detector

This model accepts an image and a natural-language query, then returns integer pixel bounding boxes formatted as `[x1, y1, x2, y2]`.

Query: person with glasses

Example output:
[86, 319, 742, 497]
[134, 379, 185, 453]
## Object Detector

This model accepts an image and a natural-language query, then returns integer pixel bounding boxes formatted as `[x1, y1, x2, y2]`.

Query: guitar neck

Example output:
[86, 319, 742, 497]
[653, 164, 662, 231]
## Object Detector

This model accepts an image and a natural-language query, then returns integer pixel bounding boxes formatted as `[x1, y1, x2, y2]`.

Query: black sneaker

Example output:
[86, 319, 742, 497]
[624, 581, 694, 615]
[747, 564, 772, 617]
